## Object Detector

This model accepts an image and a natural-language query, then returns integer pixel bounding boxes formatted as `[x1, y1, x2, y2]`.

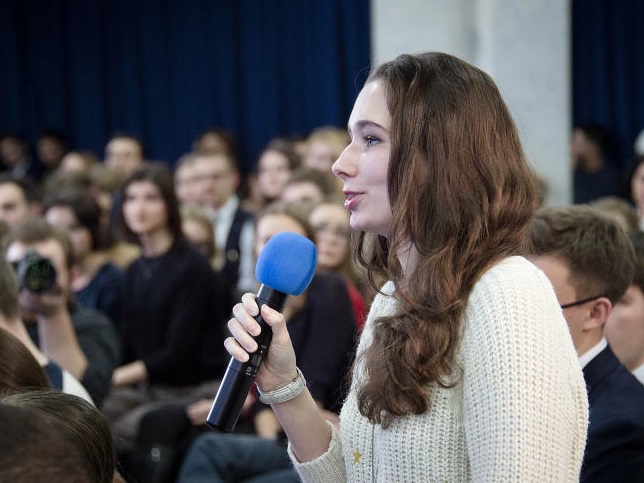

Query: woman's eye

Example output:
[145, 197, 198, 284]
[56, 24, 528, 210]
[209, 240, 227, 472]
[365, 136, 380, 147]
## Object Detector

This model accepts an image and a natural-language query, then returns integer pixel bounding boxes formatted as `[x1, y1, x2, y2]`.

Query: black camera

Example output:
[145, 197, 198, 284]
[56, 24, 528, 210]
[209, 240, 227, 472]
[15, 250, 57, 293]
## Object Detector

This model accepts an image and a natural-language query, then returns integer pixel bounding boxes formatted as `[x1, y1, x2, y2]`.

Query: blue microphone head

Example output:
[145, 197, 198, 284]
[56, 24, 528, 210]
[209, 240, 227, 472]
[255, 232, 317, 295]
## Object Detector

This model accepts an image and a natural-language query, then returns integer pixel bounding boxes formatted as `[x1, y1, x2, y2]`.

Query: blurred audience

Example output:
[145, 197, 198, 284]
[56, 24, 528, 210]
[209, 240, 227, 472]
[308, 198, 367, 331]
[178, 200, 357, 482]
[43, 188, 125, 326]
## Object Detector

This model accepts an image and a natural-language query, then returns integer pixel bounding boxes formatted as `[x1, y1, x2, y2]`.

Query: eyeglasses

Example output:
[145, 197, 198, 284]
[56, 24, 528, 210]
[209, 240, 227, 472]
[560, 294, 605, 310]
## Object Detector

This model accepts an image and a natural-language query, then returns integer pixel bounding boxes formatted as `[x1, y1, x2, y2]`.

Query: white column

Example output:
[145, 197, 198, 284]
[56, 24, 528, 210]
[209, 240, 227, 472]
[372, 0, 571, 206]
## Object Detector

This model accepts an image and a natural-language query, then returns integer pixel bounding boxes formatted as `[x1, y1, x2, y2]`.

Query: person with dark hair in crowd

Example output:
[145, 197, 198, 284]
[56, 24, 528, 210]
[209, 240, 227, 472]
[104, 133, 146, 183]
[0, 326, 50, 393]
[102, 162, 231, 458]
[36, 130, 69, 177]
[192, 127, 237, 157]
[2, 389, 124, 483]
[0, 174, 42, 228]
[256, 138, 302, 207]
[0, 132, 44, 181]
[4, 218, 120, 406]
[223, 52, 587, 481]
[0, 403, 94, 482]
[571, 122, 621, 204]
[529, 205, 644, 481]
[43, 188, 124, 326]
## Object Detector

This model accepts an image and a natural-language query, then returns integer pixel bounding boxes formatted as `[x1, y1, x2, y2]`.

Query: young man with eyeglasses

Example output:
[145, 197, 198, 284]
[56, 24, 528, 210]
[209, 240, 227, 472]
[528, 204, 644, 482]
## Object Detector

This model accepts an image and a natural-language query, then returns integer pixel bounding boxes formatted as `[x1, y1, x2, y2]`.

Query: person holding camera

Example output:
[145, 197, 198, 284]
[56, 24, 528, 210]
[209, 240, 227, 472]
[0, 243, 92, 402]
[3, 217, 121, 407]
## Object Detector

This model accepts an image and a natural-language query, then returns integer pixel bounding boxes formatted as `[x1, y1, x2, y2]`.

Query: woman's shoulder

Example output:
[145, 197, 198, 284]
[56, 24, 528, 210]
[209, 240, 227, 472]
[473, 256, 553, 298]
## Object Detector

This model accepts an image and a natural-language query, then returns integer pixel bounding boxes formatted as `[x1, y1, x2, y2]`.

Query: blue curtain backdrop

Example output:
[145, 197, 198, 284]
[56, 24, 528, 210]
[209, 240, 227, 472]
[572, 0, 644, 167]
[0, 0, 371, 172]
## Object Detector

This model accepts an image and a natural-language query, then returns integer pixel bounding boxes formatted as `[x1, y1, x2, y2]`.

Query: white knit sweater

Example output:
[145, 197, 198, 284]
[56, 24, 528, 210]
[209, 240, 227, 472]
[291, 256, 588, 482]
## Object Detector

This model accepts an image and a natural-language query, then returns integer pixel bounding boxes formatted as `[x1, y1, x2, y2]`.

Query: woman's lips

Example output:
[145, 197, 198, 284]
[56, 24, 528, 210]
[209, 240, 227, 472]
[343, 191, 362, 210]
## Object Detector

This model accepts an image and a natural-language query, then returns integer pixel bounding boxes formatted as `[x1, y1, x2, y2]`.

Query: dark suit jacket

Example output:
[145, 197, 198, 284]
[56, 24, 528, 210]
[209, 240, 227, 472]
[581, 344, 644, 482]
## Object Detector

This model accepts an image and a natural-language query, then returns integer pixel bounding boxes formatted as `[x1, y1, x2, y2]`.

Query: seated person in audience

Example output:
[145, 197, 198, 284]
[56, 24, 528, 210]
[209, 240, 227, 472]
[102, 163, 231, 454]
[308, 198, 367, 331]
[0, 132, 44, 181]
[36, 130, 69, 179]
[177, 201, 357, 483]
[104, 133, 146, 184]
[192, 150, 256, 297]
[281, 167, 337, 205]
[174, 153, 201, 209]
[181, 205, 218, 267]
[0, 174, 41, 229]
[0, 256, 92, 402]
[4, 218, 120, 406]
[302, 126, 349, 194]
[60, 150, 98, 174]
[605, 230, 644, 384]
[303, 126, 349, 174]
[2, 389, 125, 483]
[0, 326, 50, 393]
[43, 188, 125, 326]
[256, 138, 301, 207]
[590, 196, 639, 233]
[0, 403, 94, 482]
[528, 205, 644, 482]
[192, 128, 237, 157]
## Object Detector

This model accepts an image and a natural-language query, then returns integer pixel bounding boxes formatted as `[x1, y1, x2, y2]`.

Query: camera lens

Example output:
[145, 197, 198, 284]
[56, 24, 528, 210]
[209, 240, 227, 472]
[17, 251, 57, 293]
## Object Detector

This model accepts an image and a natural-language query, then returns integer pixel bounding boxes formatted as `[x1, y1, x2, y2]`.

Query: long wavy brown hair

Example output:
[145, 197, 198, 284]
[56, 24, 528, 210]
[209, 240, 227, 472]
[354, 52, 539, 427]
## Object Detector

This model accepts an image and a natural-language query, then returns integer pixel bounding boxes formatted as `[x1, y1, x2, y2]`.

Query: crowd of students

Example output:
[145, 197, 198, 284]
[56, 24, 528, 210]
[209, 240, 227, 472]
[0, 124, 367, 482]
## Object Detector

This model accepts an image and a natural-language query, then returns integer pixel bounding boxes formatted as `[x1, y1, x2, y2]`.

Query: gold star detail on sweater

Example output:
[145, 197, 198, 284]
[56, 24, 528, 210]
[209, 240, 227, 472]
[353, 451, 362, 464]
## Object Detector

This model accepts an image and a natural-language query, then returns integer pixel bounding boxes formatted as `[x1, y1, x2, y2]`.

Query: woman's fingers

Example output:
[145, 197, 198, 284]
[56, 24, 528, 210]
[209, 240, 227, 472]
[223, 336, 251, 362]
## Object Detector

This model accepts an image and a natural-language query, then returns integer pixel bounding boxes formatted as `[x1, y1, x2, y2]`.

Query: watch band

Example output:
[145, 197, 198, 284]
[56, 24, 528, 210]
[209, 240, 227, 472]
[257, 367, 307, 405]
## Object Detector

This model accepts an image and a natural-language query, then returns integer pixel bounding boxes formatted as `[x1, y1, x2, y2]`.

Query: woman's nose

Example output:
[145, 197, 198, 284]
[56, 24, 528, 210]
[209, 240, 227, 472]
[332, 144, 355, 179]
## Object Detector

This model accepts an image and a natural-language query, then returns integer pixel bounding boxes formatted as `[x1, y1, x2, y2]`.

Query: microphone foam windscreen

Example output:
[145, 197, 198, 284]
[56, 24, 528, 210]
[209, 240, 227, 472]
[255, 232, 317, 295]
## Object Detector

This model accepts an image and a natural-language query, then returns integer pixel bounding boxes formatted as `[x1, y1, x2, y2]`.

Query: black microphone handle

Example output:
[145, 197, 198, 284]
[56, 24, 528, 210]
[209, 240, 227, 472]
[207, 284, 288, 432]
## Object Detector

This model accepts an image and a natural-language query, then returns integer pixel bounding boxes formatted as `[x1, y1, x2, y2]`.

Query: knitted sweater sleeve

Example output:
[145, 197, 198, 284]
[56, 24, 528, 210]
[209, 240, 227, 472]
[461, 258, 588, 481]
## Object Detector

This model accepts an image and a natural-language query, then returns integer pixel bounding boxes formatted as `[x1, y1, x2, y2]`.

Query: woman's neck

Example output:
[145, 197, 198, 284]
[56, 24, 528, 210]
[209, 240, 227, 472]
[139, 228, 175, 257]
[397, 240, 419, 282]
